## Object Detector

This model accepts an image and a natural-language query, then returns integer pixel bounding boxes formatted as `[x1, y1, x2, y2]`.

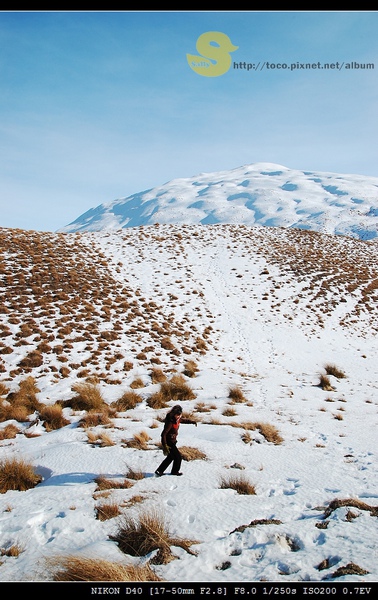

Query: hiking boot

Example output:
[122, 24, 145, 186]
[171, 472, 183, 476]
[155, 470, 163, 477]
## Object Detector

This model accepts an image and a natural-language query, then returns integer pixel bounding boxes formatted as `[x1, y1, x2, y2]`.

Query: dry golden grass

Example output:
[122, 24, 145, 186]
[325, 364, 346, 379]
[319, 374, 335, 391]
[222, 407, 237, 417]
[125, 466, 144, 481]
[228, 385, 247, 403]
[113, 390, 142, 411]
[79, 411, 112, 428]
[183, 360, 199, 378]
[124, 430, 151, 450]
[147, 389, 170, 409]
[179, 446, 207, 461]
[94, 475, 133, 492]
[219, 473, 256, 495]
[0, 423, 19, 440]
[0, 543, 25, 558]
[47, 555, 161, 581]
[87, 431, 115, 447]
[130, 377, 145, 389]
[232, 421, 283, 444]
[38, 404, 70, 431]
[0, 382, 9, 396]
[95, 501, 121, 521]
[159, 376, 196, 402]
[68, 381, 105, 411]
[150, 368, 167, 384]
[111, 509, 198, 564]
[0, 456, 42, 493]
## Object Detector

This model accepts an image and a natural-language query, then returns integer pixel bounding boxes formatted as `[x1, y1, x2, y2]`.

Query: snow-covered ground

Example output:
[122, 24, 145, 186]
[0, 223, 377, 588]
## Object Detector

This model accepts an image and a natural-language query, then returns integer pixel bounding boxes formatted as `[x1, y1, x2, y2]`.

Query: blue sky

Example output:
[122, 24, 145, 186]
[1, 10, 377, 231]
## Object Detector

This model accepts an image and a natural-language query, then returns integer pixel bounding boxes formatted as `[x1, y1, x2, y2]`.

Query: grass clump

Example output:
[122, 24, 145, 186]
[67, 381, 105, 411]
[0, 424, 20, 441]
[111, 509, 198, 565]
[0, 456, 42, 493]
[219, 473, 256, 495]
[47, 555, 161, 581]
[319, 374, 335, 391]
[95, 501, 121, 521]
[124, 430, 151, 450]
[38, 404, 70, 431]
[113, 390, 142, 412]
[228, 385, 247, 403]
[159, 375, 196, 402]
[325, 364, 346, 379]
[179, 446, 207, 461]
[94, 475, 133, 492]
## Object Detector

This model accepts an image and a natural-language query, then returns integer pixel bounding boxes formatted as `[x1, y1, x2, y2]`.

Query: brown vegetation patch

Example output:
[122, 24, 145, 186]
[47, 555, 160, 581]
[0, 456, 42, 493]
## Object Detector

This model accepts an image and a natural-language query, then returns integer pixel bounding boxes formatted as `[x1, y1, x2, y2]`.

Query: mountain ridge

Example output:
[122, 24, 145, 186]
[59, 162, 378, 240]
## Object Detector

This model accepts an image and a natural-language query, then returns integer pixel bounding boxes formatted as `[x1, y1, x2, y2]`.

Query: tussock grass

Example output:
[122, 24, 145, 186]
[319, 374, 335, 391]
[219, 473, 256, 495]
[7, 376, 42, 414]
[228, 385, 247, 403]
[150, 368, 167, 384]
[79, 411, 112, 428]
[0, 424, 19, 440]
[111, 509, 198, 564]
[68, 382, 105, 411]
[183, 360, 199, 378]
[0, 382, 9, 396]
[147, 390, 169, 409]
[325, 364, 346, 379]
[232, 421, 283, 444]
[87, 431, 115, 447]
[94, 476, 133, 492]
[124, 430, 151, 450]
[95, 501, 121, 521]
[0, 456, 42, 493]
[222, 407, 237, 417]
[47, 555, 161, 581]
[130, 378, 145, 389]
[179, 446, 207, 461]
[0, 543, 25, 557]
[159, 375, 196, 402]
[125, 466, 144, 480]
[38, 404, 70, 431]
[113, 390, 142, 411]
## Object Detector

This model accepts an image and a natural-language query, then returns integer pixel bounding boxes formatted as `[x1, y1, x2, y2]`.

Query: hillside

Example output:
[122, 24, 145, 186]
[0, 224, 377, 584]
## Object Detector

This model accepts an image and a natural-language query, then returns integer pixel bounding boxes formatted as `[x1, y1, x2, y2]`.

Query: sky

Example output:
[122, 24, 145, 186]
[1, 10, 378, 232]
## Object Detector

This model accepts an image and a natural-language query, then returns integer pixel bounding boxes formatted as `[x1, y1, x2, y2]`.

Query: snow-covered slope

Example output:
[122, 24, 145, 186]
[59, 163, 378, 240]
[0, 224, 377, 585]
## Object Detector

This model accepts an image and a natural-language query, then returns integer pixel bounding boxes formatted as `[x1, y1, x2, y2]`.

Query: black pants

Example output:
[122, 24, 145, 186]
[157, 443, 182, 474]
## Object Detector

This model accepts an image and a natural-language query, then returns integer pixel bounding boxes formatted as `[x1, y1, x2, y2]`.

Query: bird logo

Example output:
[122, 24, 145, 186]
[187, 31, 238, 77]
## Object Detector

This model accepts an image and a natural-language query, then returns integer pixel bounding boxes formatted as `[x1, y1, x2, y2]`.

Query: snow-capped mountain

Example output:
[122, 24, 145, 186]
[59, 162, 378, 240]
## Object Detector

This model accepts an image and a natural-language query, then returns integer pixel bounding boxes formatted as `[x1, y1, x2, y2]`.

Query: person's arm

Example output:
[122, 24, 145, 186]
[162, 421, 173, 452]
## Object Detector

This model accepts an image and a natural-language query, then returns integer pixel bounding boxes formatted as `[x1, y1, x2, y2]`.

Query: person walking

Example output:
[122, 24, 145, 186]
[155, 405, 197, 476]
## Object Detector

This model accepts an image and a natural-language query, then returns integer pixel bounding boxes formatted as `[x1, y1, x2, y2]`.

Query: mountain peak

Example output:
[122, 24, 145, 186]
[59, 163, 378, 240]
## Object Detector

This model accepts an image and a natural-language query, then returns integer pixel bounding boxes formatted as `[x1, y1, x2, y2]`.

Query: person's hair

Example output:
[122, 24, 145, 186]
[171, 405, 182, 415]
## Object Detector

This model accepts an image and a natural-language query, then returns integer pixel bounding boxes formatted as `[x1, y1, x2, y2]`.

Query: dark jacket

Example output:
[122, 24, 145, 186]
[161, 414, 196, 446]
